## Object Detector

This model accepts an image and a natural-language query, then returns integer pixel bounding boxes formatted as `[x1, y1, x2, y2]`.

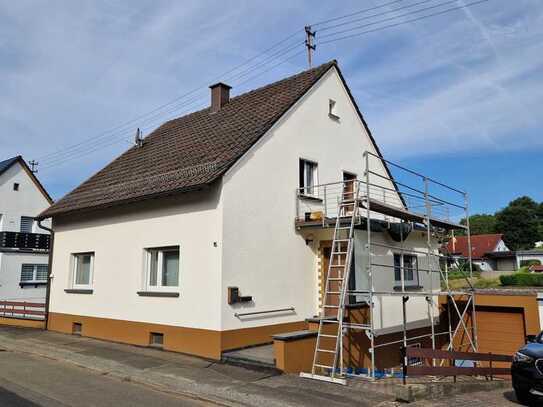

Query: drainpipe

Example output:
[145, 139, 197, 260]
[36, 218, 54, 330]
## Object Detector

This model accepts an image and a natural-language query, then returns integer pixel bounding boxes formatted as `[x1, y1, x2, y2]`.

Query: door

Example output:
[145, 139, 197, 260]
[342, 172, 357, 215]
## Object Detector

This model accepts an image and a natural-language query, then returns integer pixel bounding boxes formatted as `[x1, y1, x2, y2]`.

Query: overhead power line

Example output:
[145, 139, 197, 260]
[317, 0, 491, 44]
[310, 0, 405, 27]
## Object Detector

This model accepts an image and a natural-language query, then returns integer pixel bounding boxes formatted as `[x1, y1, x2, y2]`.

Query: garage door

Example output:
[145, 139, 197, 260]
[476, 307, 525, 357]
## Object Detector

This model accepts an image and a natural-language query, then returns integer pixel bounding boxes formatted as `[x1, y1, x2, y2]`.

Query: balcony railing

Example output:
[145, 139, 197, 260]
[0, 231, 50, 252]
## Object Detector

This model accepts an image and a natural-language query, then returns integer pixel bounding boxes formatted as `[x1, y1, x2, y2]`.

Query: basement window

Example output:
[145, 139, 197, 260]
[299, 159, 318, 197]
[72, 322, 82, 335]
[149, 332, 164, 348]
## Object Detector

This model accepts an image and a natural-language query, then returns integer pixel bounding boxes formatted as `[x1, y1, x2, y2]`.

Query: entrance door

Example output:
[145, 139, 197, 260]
[342, 172, 357, 215]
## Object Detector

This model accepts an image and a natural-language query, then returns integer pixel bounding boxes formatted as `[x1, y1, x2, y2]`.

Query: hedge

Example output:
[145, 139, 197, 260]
[500, 273, 543, 286]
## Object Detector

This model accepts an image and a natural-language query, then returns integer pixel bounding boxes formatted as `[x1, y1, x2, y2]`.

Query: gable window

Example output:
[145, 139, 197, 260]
[20, 264, 48, 284]
[13, 183, 19, 191]
[394, 254, 419, 287]
[71, 252, 94, 289]
[145, 246, 180, 291]
[299, 159, 318, 196]
[20, 216, 34, 233]
[329, 99, 339, 119]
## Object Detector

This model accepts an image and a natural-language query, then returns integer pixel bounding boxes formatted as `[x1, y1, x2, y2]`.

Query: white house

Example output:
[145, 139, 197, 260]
[40, 61, 455, 365]
[0, 156, 52, 302]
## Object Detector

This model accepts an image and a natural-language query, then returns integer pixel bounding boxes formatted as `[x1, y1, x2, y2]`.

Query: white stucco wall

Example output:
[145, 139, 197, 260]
[0, 252, 49, 301]
[0, 161, 51, 232]
[0, 161, 51, 301]
[49, 188, 223, 330]
[353, 229, 440, 331]
[220, 67, 400, 331]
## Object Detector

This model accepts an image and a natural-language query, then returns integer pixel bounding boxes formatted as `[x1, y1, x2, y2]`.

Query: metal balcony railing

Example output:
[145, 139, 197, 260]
[0, 231, 51, 252]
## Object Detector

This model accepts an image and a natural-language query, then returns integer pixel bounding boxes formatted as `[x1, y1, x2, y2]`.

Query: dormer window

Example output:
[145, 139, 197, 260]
[329, 99, 339, 120]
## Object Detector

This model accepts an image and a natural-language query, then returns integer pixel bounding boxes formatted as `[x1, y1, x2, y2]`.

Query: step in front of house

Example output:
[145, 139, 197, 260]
[221, 344, 279, 372]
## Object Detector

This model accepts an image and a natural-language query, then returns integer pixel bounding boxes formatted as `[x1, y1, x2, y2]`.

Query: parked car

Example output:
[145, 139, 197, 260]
[512, 332, 543, 404]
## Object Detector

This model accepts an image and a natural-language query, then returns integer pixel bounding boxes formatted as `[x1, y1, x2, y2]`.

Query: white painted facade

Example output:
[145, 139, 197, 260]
[0, 160, 51, 301]
[48, 67, 437, 338]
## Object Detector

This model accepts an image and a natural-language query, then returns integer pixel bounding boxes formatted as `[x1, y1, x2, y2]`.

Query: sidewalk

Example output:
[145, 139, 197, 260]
[0, 326, 395, 407]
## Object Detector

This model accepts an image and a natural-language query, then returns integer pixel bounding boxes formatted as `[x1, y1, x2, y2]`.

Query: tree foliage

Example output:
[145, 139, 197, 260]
[459, 214, 497, 236]
[495, 196, 541, 250]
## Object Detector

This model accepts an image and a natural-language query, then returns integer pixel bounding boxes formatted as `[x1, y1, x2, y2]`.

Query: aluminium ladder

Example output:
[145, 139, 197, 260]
[300, 181, 364, 385]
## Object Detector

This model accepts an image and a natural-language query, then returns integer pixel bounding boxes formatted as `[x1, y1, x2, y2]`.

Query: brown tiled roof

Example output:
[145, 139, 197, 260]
[41, 60, 391, 219]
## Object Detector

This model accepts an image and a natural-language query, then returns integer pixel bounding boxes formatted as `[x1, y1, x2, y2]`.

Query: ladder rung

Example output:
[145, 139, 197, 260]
[323, 305, 339, 308]
[337, 227, 351, 230]
[325, 291, 341, 295]
[332, 251, 348, 255]
[316, 349, 336, 353]
[314, 364, 334, 369]
[328, 278, 344, 281]
[319, 334, 338, 338]
[330, 264, 346, 267]
[334, 239, 350, 242]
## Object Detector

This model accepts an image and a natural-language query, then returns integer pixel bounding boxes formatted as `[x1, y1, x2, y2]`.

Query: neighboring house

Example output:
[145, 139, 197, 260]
[445, 233, 516, 271]
[529, 265, 543, 273]
[39, 61, 443, 362]
[518, 249, 543, 269]
[0, 156, 52, 302]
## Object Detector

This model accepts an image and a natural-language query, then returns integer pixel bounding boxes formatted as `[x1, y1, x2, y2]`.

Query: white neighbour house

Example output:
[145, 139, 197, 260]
[0, 156, 52, 302]
[445, 233, 516, 271]
[40, 61, 451, 363]
[517, 249, 543, 269]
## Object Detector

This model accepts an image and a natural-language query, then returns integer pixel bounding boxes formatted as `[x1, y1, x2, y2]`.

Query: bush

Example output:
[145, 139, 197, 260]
[447, 270, 481, 280]
[500, 273, 543, 287]
[520, 259, 541, 267]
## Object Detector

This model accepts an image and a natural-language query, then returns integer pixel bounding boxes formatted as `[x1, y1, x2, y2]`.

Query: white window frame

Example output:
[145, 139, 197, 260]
[71, 252, 94, 289]
[20, 264, 48, 283]
[144, 246, 180, 292]
[394, 253, 419, 287]
[299, 158, 319, 197]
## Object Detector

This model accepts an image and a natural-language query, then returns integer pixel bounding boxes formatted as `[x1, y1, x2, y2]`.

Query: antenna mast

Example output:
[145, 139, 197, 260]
[305, 25, 316, 68]
[28, 160, 39, 173]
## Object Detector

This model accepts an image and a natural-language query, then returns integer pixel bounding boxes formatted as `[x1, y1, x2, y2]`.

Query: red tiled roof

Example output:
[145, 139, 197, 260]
[445, 234, 504, 259]
[39, 61, 338, 218]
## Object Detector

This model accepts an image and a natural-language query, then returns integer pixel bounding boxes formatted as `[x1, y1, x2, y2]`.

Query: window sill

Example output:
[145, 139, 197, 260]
[64, 288, 93, 294]
[19, 281, 47, 288]
[137, 291, 179, 298]
[298, 194, 323, 202]
[328, 113, 340, 121]
[393, 285, 423, 291]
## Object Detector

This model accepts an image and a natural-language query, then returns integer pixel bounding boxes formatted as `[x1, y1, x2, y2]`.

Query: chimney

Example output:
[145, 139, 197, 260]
[209, 82, 231, 113]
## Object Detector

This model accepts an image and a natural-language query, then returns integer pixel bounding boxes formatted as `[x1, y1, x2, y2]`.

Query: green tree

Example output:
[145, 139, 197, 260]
[458, 214, 497, 236]
[495, 196, 540, 250]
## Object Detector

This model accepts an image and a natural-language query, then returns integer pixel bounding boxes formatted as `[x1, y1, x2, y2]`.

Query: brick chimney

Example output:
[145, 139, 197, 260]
[209, 82, 231, 113]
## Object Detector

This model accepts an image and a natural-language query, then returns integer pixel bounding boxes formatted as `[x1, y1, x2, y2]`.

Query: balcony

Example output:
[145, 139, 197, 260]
[0, 231, 51, 252]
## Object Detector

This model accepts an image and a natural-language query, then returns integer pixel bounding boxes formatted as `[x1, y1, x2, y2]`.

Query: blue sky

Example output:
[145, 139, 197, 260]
[1, 0, 541, 215]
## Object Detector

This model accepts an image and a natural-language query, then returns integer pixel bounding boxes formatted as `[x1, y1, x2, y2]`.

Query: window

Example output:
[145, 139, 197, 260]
[20, 216, 34, 233]
[394, 254, 419, 287]
[13, 183, 19, 191]
[299, 159, 318, 196]
[145, 246, 180, 291]
[72, 253, 94, 288]
[20, 264, 48, 283]
[149, 332, 164, 347]
[329, 99, 339, 119]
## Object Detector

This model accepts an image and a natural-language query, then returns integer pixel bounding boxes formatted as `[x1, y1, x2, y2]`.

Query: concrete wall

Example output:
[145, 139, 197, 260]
[49, 188, 223, 330]
[220, 67, 399, 331]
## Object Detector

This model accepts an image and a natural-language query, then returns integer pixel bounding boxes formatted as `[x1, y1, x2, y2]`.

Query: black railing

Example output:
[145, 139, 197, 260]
[0, 232, 50, 251]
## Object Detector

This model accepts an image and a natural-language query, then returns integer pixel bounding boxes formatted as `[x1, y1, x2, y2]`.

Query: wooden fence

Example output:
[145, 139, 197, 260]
[401, 347, 512, 384]
[0, 300, 46, 320]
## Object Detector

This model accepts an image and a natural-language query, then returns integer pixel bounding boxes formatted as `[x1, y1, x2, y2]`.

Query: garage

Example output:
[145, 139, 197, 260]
[476, 306, 526, 356]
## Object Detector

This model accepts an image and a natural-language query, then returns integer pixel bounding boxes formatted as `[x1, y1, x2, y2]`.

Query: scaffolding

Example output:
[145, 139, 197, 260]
[299, 150, 477, 384]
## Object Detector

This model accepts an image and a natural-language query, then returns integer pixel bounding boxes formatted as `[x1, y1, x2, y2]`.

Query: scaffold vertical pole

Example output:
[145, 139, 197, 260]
[364, 151, 375, 379]
[465, 192, 478, 352]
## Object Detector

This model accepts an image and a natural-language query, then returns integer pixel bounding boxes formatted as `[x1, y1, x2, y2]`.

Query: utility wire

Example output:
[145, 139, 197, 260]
[38, 29, 304, 163]
[311, 0, 405, 27]
[317, 0, 435, 33]
[318, 0, 491, 43]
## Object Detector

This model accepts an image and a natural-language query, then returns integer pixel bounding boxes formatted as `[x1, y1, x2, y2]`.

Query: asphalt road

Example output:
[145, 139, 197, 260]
[0, 350, 211, 407]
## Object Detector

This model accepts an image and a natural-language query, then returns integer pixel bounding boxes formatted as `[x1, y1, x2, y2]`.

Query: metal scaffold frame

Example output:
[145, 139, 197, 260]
[301, 150, 478, 384]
